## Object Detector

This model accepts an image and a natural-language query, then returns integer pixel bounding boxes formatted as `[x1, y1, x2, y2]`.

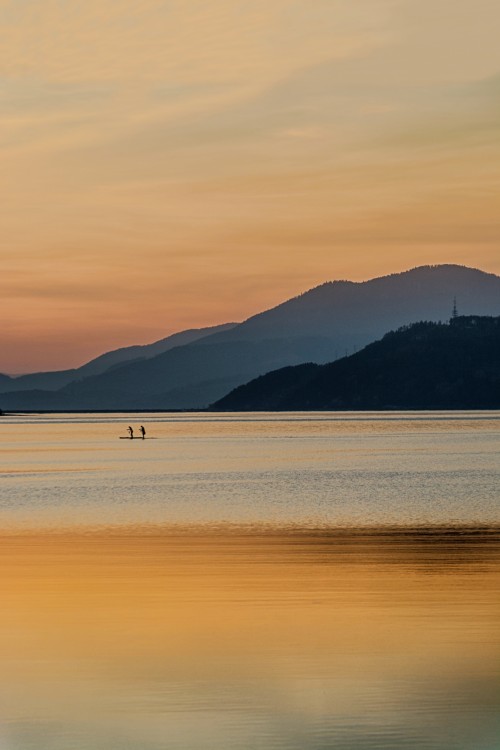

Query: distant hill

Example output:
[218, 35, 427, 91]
[0, 373, 13, 389]
[48, 336, 337, 410]
[1, 265, 500, 411]
[205, 264, 500, 346]
[212, 316, 500, 411]
[0, 323, 236, 393]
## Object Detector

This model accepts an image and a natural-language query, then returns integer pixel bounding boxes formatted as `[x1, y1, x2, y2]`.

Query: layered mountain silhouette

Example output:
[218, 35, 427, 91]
[213, 316, 500, 410]
[0, 323, 236, 393]
[1, 265, 500, 411]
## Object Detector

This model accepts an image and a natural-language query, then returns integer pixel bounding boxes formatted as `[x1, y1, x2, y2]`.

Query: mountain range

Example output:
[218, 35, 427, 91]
[1, 264, 500, 411]
[0, 323, 236, 392]
[213, 316, 500, 411]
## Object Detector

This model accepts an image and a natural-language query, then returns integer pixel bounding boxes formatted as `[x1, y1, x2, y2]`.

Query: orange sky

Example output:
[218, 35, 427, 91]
[2, 0, 500, 373]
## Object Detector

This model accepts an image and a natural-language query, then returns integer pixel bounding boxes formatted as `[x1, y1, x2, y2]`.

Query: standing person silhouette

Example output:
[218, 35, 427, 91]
[127, 425, 134, 439]
[140, 425, 146, 440]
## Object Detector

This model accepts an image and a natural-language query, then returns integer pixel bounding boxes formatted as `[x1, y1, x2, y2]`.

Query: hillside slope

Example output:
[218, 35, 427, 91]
[207, 264, 500, 345]
[213, 316, 500, 411]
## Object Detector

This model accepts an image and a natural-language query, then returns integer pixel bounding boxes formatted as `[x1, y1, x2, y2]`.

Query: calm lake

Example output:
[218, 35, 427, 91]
[0, 412, 499, 749]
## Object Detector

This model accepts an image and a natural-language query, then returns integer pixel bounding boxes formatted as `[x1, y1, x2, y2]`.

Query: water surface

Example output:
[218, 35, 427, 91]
[1, 411, 499, 529]
[0, 413, 499, 749]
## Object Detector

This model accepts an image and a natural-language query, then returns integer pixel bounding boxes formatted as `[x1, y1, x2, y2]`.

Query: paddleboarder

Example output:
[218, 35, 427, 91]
[127, 425, 134, 439]
[140, 425, 146, 439]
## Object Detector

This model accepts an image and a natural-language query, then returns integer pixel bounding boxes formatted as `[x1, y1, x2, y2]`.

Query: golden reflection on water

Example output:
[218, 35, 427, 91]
[0, 528, 499, 749]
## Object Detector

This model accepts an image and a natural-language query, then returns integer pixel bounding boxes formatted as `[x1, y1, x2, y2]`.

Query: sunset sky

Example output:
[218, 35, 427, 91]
[2, 0, 500, 372]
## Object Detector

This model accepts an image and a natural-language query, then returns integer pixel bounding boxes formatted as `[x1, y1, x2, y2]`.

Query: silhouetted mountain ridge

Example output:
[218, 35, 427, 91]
[213, 316, 500, 410]
[57, 336, 337, 409]
[205, 264, 500, 344]
[1, 265, 499, 410]
[0, 323, 236, 392]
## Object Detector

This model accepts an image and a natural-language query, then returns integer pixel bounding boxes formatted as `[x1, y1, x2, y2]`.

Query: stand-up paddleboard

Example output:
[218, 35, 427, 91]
[119, 436, 156, 439]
